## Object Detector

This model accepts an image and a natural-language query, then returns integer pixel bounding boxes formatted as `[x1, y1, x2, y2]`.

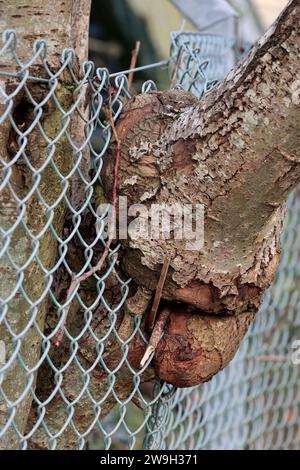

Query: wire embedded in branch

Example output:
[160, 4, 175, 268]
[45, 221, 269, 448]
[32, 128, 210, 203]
[147, 256, 171, 331]
[54, 87, 121, 347]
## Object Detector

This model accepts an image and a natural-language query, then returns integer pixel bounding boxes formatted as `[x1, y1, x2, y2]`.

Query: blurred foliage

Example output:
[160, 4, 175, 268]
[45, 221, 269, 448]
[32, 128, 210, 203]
[89, 0, 163, 84]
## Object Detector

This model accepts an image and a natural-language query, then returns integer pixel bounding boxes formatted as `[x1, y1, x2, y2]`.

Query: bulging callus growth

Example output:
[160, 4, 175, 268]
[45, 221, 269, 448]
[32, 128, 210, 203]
[153, 306, 255, 387]
[103, 0, 300, 387]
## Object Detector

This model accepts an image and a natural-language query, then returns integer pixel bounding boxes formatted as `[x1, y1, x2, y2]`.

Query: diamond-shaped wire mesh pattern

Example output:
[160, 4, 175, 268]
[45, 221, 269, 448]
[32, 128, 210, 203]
[0, 28, 299, 450]
[169, 31, 250, 97]
[0, 29, 158, 450]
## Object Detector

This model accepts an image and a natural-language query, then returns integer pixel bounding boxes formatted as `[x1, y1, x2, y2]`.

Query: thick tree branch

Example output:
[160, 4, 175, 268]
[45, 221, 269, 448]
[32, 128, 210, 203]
[103, 0, 300, 387]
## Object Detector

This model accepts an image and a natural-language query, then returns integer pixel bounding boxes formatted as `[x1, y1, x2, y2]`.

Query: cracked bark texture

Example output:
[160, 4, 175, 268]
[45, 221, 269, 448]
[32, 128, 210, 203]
[103, 0, 300, 386]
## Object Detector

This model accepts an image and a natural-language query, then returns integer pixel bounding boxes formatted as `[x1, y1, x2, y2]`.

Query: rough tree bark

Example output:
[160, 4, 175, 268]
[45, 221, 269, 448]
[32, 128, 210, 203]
[104, 0, 300, 386]
[0, 0, 299, 451]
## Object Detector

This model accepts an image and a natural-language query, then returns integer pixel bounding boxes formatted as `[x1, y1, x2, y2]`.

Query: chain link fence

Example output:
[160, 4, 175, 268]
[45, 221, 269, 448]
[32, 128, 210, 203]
[0, 28, 299, 450]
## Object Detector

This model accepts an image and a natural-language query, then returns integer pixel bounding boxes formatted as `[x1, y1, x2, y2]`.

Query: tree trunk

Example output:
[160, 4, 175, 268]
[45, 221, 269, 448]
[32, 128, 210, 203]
[0, 0, 299, 451]
[103, 0, 300, 387]
[0, 0, 151, 451]
[0, 0, 91, 449]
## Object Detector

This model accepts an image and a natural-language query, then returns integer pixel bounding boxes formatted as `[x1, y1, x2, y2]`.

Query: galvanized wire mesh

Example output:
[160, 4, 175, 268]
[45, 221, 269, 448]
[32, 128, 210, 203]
[0, 28, 299, 450]
[169, 31, 250, 97]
